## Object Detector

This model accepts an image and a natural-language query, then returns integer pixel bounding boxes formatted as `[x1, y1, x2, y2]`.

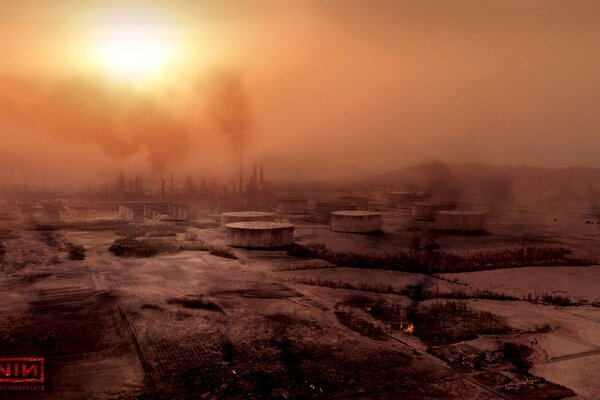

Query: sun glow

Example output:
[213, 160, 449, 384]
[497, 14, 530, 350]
[99, 27, 171, 78]
[89, 10, 179, 81]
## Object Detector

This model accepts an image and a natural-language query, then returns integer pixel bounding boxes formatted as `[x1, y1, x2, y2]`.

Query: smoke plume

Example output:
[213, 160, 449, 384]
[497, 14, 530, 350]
[0, 70, 258, 183]
[204, 70, 251, 157]
[8, 77, 190, 172]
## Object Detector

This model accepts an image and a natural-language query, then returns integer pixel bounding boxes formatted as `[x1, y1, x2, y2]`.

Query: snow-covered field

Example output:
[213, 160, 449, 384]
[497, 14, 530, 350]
[440, 266, 600, 302]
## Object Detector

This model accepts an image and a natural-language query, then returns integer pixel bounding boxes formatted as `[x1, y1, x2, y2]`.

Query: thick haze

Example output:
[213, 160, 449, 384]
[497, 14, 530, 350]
[1, 0, 600, 187]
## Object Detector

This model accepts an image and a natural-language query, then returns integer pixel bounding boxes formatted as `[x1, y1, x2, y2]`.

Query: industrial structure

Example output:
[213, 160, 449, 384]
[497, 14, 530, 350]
[69, 205, 89, 221]
[330, 211, 383, 233]
[225, 221, 294, 248]
[276, 196, 308, 214]
[411, 201, 457, 221]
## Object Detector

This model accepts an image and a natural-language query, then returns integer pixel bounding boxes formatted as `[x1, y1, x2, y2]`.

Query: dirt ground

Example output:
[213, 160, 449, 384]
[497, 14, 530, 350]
[1, 206, 599, 399]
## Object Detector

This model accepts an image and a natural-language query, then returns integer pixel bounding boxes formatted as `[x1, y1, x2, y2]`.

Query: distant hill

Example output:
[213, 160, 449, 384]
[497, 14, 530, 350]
[357, 162, 600, 210]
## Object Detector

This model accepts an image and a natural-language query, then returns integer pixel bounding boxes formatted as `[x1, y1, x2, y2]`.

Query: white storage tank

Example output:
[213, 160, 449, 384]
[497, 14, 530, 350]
[220, 211, 275, 227]
[330, 211, 383, 233]
[435, 210, 488, 233]
[276, 196, 308, 214]
[225, 221, 294, 248]
[411, 201, 457, 221]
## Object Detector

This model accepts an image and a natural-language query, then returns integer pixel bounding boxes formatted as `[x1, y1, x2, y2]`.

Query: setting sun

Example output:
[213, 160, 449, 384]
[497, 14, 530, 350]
[85, 8, 180, 81]
[97, 25, 172, 79]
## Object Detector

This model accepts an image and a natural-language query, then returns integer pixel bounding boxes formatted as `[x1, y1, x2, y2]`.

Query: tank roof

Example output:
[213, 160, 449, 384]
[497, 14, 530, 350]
[330, 211, 382, 217]
[221, 211, 274, 217]
[225, 221, 293, 230]
[276, 196, 307, 201]
[436, 210, 486, 216]
[413, 201, 457, 207]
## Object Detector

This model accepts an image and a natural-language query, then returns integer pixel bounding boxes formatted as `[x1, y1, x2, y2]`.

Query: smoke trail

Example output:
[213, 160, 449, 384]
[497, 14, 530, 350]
[204, 69, 251, 157]
[6, 77, 190, 172]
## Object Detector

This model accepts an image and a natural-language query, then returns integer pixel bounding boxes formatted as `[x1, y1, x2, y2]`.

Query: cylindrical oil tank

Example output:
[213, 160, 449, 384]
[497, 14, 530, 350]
[315, 201, 357, 223]
[435, 211, 488, 233]
[276, 196, 308, 214]
[220, 211, 275, 227]
[330, 211, 383, 233]
[336, 196, 369, 210]
[225, 221, 294, 248]
[411, 201, 457, 221]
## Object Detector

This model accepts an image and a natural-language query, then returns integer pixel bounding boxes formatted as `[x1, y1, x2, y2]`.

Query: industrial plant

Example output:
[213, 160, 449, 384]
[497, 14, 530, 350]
[2, 1, 600, 399]
[2, 160, 600, 399]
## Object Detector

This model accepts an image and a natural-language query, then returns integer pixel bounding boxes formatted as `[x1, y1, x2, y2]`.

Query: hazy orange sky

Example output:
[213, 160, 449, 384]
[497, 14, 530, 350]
[1, 0, 600, 187]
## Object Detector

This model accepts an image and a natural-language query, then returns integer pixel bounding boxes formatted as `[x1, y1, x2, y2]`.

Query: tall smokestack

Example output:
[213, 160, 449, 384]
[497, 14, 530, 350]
[170, 172, 175, 199]
[259, 164, 264, 183]
[118, 173, 125, 199]
[239, 152, 243, 194]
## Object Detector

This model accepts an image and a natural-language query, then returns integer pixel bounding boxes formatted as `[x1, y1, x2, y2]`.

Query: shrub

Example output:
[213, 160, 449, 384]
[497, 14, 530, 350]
[524, 292, 572, 307]
[167, 297, 224, 312]
[67, 244, 86, 260]
[114, 224, 186, 239]
[334, 311, 387, 340]
[287, 242, 591, 274]
[410, 301, 510, 346]
[209, 246, 238, 259]
[184, 231, 198, 241]
[108, 238, 177, 257]
[502, 342, 534, 373]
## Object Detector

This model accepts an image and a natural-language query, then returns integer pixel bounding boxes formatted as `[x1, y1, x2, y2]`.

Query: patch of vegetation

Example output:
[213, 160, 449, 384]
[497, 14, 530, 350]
[524, 292, 572, 307]
[108, 238, 178, 257]
[432, 343, 575, 399]
[177, 240, 210, 251]
[48, 256, 61, 264]
[67, 244, 86, 260]
[145, 230, 178, 237]
[287, 242, 591, 274]
[342, 295, 407, 330]
[401, 285, 518, 301]
[334, 310, 387, 340]
[410, 301, 510, 346]
[0, 229, 17, 240]
[178, 239, 238, 259]
[189, 221, 220, 229]
[208, 246, 238, 259]
[32, 219, 131, 231]
[20, 272, 53, 283]
[109, 235, 238, 259]
[274, 263, 333, 272]
[184, 231, 197, 241]
[291, 277, 397, 294]
[140, 303, 163, 311]
[167, 297, 224, 312]
[501, 342, 533, 374]
[114, 224, 186, 239]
